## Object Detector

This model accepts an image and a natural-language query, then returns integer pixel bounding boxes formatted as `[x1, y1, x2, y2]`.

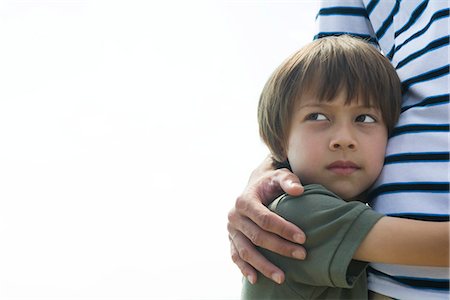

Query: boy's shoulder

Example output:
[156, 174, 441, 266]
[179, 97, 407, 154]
[303, 183, 339, 197]
[270, 184, 341, 209]
[268, 184, 368, 222]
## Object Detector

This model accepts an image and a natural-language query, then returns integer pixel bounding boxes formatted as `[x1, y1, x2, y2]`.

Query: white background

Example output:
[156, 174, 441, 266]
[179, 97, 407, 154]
[0, 1, 317, 299]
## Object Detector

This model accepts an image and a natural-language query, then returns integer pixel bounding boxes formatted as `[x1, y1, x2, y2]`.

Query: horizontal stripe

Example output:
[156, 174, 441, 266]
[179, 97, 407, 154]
[394, 0, 429, 38]
[390, 124, 449, 137]
[396, 36, 449, 69]
[368, 266, 450, 290]
[384, 152, 449, 164]
[369, 182, 450, 198]
[401, 94, 449, 112]
[386, 213, 449, 222]
[392, 8, 450, 57]
[317, 1, 450, 297]
[317, 6, 368, 18]
[314, 32, 377, 44]
[401, 65, 450, 94]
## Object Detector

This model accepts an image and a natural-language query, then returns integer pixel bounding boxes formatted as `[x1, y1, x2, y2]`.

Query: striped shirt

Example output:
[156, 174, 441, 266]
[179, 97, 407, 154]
[316, 1, 449, 299]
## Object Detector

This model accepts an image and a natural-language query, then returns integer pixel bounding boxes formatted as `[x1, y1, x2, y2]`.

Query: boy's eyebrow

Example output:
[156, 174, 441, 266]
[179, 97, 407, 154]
[295, 99, 325, 109]
[296, 103, 323, 109]
[296, 102, 379, 110]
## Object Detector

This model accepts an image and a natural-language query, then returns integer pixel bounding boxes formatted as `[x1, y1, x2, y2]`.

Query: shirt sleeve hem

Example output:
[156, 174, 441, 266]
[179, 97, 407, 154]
[329, 207, 384, 287]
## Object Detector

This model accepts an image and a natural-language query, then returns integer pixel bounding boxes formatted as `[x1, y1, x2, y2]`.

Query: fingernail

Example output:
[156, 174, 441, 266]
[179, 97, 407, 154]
[247, 275, 256, 284]
[271, 273, 282, 284]
[289, 180, 298, 187]
[293, 233, 305, 244]
[292, 249, 305, 259]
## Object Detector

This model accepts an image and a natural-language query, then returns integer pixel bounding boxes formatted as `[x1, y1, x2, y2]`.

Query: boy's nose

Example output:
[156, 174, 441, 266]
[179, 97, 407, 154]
[330, 141, 356, 150]
[329, 126, 357, 151]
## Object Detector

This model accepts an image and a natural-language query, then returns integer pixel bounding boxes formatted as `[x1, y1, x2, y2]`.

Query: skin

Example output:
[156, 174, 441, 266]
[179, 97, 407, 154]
[286, 91, 387, 200]
[227, 93, 450, 285]
[228, 160, 304, 284]
[230, 88, 390, 284]
[228, 158, 449, 285]
[354, 217, 449, 267]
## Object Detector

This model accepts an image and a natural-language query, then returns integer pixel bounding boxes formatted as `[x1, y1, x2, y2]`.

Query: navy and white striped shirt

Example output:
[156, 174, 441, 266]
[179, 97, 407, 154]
[316, 1, 449, 299]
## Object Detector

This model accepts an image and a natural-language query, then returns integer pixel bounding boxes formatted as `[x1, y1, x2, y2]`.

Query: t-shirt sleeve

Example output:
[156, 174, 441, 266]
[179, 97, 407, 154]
[261, 185, 384, 290]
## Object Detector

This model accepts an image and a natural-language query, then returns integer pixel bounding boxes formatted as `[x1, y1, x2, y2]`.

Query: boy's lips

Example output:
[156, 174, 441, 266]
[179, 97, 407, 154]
[326, 160, 360, 175]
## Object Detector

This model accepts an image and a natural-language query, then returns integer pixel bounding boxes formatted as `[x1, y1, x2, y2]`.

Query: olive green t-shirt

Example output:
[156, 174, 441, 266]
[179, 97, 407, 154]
[241, 184, 384, 300]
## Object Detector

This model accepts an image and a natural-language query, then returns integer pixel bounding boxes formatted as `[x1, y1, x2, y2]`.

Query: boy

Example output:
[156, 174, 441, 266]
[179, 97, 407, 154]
[241, 35, 402, 299]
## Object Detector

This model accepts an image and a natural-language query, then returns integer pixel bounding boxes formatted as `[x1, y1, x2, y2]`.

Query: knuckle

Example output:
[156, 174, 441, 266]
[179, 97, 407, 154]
[231, 251, 240, 264]
[274, 167, 292, 178]
[272, 169, 283, 178]
[276, 167, 289, 175]
[258, 212, 272, 230]
[248, 231, 263, 246]
[227, 223, 237, 240]
[227, 209, 236, 223]
[235, 195, 249, 212]
[279, 168, 293, 180]
[238, 247, 251, 261]
[279, 227, 292, 240]
[271, 169, 290, 186]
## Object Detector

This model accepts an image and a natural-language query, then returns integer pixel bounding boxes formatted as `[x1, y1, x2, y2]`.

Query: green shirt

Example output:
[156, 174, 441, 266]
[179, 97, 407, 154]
[241, 184, 384, 299]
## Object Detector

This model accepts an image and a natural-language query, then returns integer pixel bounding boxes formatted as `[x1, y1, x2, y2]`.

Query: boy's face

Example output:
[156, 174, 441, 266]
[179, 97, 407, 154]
[286, 90, 388, 200]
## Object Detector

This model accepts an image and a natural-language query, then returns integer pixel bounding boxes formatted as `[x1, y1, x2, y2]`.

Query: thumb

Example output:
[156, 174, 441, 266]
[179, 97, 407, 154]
[277, 171, 303, 196]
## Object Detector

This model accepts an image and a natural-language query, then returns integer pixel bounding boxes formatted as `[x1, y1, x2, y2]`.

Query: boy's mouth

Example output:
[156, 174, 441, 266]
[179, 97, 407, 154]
[326, 160, 360, 175]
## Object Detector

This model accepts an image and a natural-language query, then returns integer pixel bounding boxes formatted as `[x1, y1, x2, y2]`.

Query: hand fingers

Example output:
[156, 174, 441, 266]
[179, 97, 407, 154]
[227, 164, 307, 284]
[229, 234, 258, 284]
[271, 168, 304, 197]
[229, 229, 285, 284]
[229, 212, 306, 259]
[234, 194, 306, 244]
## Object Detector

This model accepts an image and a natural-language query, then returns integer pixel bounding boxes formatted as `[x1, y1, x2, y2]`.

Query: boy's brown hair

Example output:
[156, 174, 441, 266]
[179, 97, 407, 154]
[258, 35, 402, 165]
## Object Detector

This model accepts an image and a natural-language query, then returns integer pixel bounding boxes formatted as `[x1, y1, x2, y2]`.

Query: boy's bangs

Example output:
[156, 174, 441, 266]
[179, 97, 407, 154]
[299, 59, 381, 109]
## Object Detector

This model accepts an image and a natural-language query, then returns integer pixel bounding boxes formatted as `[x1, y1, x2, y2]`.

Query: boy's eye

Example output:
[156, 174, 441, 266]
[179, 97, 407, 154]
[306, 113, 328, 121]
[355, 114, 376, 123]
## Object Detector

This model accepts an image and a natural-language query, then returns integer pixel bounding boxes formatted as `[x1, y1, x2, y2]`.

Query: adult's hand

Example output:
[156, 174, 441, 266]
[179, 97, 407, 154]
[227, 156, 306, 285]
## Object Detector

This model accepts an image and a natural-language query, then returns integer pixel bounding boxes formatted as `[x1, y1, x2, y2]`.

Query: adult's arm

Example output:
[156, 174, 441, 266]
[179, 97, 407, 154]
[227, 155, 306, 284]
[315, 0, 450, 269]
[354, 217, 449, 266]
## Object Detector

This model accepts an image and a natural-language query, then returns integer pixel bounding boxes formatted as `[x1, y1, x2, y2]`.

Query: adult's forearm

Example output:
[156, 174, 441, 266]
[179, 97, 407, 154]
[354, 217, 449, 267]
